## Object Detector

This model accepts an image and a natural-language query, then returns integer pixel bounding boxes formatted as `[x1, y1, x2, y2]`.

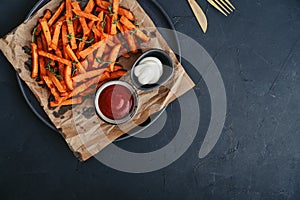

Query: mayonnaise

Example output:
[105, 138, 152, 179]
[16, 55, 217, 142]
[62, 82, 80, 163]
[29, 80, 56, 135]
[134, 57, 163, 85]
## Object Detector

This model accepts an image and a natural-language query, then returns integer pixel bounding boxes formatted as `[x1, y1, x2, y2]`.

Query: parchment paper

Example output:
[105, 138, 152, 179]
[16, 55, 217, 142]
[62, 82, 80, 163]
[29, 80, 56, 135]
[0, 0, 195, 161]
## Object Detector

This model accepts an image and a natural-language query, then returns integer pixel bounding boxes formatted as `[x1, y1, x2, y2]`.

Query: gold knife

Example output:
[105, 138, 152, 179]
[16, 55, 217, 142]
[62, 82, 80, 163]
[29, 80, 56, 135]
[187, 0, 208, 33]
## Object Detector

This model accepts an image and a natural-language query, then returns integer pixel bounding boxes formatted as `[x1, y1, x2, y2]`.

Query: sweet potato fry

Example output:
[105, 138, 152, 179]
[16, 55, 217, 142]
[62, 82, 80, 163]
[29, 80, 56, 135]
[70, 1, 81, 11]
[95, 7, 109, 14]
[38, 57, 46, 82]
[135, 29, 150, 43]
[110, 70, 127, 79]
[54, 48, 63, 57]
[65, 0, 72, 16]
[35, 9, 52, 35]
[50, 21, 62, 50]
[41, 33, 48, 51]
[103, 46, 111, 54]
[108, 44, 121, 71]
[54, 48, 65, 77]
[113, 35, 122, 44]
[98, 11, 104, 24]
[43, 76, 61, 102]
[50, 97, 83, 107]
[76, 21, 83, 34]
[64, 65, 74, 91]
[87, 53, 94, 66]
[113, 65, 123, 71]
[80, 87, 96, 97]
[95, 70, 124, 89]
[60, 80, 68, 92]
[49, 73, 67, 93]
[73, 68, 106, 83]
[102, 51, 110, 59]
[52, 16, 66, 30]
[119, 45, 129, 55]
[80, 17, 89, 36]
[79, 39, 106, 59]
[48, 2, 65, 27]
[124, 31, 138, 53]
[112, 1, 120, 18]
[84, 0, 95, 13]
[121, 52, 130, 58]
[116, 23, 125, 33]
[111, 18, 118, 35]
[66, 14, 77, 50]
[44, 9, 53, 21]
[66, 76, 100, 99]
[39, 18, 52, 50]
[60, 92, 69, 97]
[96, 0, 135, 21]
[103, 69, 110, 78]
[119, 16, 135, 29]
[92, 42, 106, 68]
[82, 60, 89, 70]
[118, 8, 135, 21]
[38, 50, 72, 66]
[96, 11, 104, 30]
[120, 16, 150, 42]
[77, 39, 87, 57]
[65, 45, 86, 73]
[103, 71, 111, 79]
[65, 0, 77, 49]
[110, 0, 119, 35]
[72, 9, 100, 21]
[77, 21, 95, 54]
[72, 1, 89, 36]
[73, 18, 79, 35]
[36, 37, 47, 78]
[92, 26, 102, 39]
[105, 15, 111, 34]
[95, 0, 109, 9]
[61, 23, 69, 59]
[106, 37, 115, 47]
[31, 43, 39, 79]
[88, 19, 96, 29]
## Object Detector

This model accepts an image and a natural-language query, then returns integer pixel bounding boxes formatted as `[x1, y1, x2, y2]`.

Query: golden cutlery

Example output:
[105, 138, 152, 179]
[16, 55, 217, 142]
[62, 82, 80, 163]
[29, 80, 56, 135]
[207, 0, 235, 16]
[187, 0, 208, 33]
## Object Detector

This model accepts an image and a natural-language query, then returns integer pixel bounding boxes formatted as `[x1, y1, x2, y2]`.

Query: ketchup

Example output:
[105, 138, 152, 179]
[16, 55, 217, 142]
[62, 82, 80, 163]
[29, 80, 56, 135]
[98, 84, 134, 120]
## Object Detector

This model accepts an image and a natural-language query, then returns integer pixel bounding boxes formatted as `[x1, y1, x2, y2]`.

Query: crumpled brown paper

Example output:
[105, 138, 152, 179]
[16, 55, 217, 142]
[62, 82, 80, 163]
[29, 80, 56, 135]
[0, 0, 195, 161]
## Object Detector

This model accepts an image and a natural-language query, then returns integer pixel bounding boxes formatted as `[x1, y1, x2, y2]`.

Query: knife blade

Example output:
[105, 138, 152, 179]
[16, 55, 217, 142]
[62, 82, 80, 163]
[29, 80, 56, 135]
[187, 0, 208, 33]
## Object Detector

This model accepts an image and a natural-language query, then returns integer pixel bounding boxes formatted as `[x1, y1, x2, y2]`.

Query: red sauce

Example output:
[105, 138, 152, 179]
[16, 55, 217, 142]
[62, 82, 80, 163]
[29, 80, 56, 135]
[98, 84, 134, 120]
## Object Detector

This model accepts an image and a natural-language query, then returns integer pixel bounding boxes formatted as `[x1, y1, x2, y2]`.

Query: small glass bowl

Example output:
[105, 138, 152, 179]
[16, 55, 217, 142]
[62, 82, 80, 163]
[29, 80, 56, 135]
[94, 80, 138, 125]
[130, 49, 174, 91]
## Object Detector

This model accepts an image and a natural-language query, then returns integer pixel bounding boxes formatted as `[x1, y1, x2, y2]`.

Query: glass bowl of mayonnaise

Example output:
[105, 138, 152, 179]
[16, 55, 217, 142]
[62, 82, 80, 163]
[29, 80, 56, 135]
[130, 49, 174, 91]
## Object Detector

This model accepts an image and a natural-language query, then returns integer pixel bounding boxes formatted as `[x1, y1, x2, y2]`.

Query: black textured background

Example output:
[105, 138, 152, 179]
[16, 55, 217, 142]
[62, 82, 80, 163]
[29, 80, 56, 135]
[1, 0, 300, 199]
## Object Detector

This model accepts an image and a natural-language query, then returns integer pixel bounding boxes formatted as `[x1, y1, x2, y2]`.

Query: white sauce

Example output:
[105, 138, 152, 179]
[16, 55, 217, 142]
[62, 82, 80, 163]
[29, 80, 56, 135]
[134, 57, 163, 85]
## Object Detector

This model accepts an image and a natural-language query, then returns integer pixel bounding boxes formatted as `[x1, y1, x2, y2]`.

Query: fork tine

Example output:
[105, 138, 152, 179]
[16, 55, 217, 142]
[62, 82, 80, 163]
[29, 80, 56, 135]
[219, 0, 233, 12]
[214, 0, 231, 14]
[224, 0, 235, 10]
[207, 0, 228, 16]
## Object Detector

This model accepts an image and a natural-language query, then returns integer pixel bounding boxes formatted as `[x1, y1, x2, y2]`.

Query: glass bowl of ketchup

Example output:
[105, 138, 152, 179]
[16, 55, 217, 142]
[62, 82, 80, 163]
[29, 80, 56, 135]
[94, 81, 138, 124]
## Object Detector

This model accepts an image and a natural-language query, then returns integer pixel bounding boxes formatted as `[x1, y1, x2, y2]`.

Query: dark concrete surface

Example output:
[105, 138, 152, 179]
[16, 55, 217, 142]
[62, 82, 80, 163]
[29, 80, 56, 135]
[0, 0, 300, 199]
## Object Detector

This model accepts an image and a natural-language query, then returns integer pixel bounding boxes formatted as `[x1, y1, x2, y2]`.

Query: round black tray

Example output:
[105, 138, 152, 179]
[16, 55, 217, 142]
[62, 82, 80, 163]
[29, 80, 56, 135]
[16, 0, 181, 141]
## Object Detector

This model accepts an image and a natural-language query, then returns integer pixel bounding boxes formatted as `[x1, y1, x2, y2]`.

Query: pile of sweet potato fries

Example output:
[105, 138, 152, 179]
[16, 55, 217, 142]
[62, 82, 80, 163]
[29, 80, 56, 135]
[30, 0, 149, 107]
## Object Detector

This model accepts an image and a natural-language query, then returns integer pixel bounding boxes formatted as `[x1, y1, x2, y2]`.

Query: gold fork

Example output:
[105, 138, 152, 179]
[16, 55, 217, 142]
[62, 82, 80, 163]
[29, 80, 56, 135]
[207, 0, 235, 16]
